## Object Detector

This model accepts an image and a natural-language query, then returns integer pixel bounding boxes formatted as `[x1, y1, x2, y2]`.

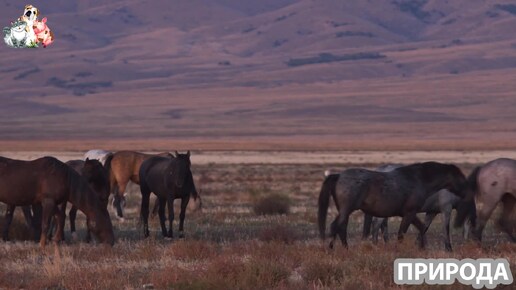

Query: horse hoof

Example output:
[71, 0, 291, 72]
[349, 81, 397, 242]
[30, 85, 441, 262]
[329, 241, 334, 249]
[178, 233, 185, 239]
[71, 232, 78, 241]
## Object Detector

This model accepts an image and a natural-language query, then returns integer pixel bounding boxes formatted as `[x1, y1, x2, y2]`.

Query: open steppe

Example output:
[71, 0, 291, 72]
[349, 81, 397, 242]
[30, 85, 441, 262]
[0, 150, 515, 289]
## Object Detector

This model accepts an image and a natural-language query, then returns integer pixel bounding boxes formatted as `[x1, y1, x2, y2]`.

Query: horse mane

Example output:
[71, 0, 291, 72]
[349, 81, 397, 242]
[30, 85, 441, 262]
[187, 170, 199, 199]
[454, 166, 480, 228]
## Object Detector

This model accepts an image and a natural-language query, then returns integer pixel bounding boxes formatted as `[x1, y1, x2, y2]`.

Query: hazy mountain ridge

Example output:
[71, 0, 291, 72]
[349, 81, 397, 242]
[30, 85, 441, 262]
[0, 0, 515, 145]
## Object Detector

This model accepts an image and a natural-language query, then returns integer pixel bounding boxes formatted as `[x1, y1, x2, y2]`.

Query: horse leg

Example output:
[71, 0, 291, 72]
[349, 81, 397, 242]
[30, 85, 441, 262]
[371, 217, 385, 244]
[410, 216, 427, 249]
[21, 205, 38, 241]
[52, 203, 66, 243]
[21, 206, 33, 230]
[329, 210, 351, 249]
[2, 205, 15, 241]
[39, 199, 57, 247]
[362, 214, 372, 240]
[117, 181, 129, 218]
[498, 196, 516, 242]
[178, 197, 189, 238]
[31, 204, 42, 242]
[423, 213, 437, 234]
[166, 194, 175, 238]
[151, 198, 160, 219]
[69, 205, 78, 240]
[157, 197, 168, 237]
[398, 212, 416, 242]
[140, 186, 151, 238]
[443, 208, 453, 251]
[381, 218, 389, 243]
[473, 199, 498, 242]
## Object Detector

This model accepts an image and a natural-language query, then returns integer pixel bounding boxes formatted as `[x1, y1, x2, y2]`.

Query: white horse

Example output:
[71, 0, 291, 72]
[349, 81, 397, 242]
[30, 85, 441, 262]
[84, 149, 112, 166]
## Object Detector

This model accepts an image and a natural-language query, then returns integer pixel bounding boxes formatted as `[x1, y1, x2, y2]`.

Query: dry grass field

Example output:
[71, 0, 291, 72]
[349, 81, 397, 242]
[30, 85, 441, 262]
[0, 151, 515, 289]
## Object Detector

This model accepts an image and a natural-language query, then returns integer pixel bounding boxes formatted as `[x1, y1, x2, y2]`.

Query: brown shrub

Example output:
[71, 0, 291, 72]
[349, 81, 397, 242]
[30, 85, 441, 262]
[168, 240, 218, 261]
[302, 258, 345, 286]
[253, 193, 291, 215]
[258, 225, 298, 244]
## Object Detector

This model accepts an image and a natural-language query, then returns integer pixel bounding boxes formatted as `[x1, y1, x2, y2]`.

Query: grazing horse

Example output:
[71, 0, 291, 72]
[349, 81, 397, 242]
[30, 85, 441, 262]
[84, 149, 112, 166]
[139, 151, 192, 238]
[0, 156, 114, 246]
[455, 158, 516, 243]
[318, 162, 468, 249]
[65, 159, 110, 240]
[366, 189, 473, 251]
[104, 150, 172, 219]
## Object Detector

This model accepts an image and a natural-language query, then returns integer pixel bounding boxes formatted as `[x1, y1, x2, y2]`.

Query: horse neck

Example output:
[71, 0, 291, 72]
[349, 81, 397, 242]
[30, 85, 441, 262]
[68, 172, 100, 218]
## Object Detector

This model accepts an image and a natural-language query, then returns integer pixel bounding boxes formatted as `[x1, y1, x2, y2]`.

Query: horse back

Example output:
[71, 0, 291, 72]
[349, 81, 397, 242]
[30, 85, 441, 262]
[66, 159, 85, 174]
[139, 156, 173, 196]
[0, 156, 70, 205]
[478, 158, 516, 198]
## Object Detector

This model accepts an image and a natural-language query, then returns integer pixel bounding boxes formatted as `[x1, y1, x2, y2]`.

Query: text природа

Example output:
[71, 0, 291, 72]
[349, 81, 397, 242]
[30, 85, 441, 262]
[394, 258, 513, 289]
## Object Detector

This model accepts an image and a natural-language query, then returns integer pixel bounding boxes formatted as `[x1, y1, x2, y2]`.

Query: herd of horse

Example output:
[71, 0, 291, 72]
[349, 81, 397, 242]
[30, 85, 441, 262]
[0, 150, 201, 247]
[319, 158, 516, 251]
[0, 149, 514, 252]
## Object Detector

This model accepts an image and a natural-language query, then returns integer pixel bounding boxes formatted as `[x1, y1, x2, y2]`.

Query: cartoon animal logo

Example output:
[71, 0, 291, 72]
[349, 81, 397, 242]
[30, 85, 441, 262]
[3, 20, 34, 48]
[33, 17, 54, 48]
[3, 4, 54, 48]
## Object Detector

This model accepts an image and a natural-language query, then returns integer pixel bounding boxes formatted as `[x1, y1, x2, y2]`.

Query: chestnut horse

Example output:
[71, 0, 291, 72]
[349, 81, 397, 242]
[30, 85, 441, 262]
[139, 151, 192, 238]
[104, 151, 172, 219]
[0, 156, 114, 246]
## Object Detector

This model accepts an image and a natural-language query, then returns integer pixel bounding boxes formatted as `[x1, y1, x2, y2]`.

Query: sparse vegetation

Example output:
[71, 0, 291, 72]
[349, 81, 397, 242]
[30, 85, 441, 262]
[0, 159, 515, 289]
[253, 193, 291, 215]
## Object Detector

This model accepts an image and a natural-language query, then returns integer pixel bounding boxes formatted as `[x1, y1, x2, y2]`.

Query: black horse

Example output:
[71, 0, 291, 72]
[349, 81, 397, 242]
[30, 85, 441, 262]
[139, 151, 194, 238]
[65, 159, 110, 241]
[318, 162, 468, 249]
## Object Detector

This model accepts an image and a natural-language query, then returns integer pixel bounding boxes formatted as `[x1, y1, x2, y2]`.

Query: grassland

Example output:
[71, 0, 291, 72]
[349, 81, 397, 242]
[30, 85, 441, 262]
[0, 151, 515, 289]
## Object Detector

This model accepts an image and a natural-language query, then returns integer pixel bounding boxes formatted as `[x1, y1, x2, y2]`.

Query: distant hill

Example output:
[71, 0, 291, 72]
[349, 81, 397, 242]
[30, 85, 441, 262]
[0, 0, 516, 150]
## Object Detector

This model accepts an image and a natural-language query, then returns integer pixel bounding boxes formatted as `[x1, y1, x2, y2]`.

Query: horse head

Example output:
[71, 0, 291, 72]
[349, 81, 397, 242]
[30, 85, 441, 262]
[167, 151, 191, 188]
[82, 158, 110, 206]
[87, 209, 114, 246]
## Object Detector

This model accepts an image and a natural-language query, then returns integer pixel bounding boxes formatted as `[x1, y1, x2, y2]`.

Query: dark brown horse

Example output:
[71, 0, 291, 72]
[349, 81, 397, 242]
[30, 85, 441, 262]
[65, 159, 110, 241]
[104, 150, 172, 219]
[456, 158, 516, 243]
[151, 170, 202, 217]
[0, 156, 114, 246]
[318, 162, 468, 249]
[139, 151, 192, 238]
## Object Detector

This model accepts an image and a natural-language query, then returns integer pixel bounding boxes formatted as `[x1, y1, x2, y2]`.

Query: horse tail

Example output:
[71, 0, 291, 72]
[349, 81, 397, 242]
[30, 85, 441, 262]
[454, 166, 480, 228]
[318, 174, 339, 240]
[467, 166, 481, 196]
[103, 153, 114, 176]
